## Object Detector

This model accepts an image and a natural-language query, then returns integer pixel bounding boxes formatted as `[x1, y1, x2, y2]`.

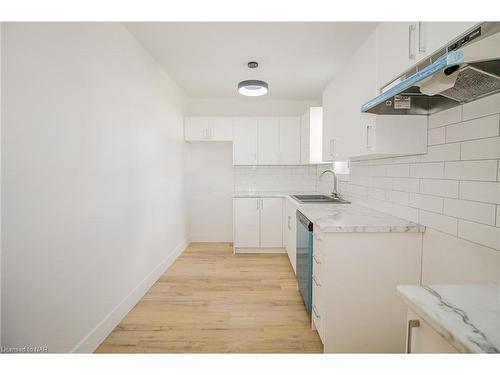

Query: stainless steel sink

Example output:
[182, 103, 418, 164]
[291, 194, 350, 204]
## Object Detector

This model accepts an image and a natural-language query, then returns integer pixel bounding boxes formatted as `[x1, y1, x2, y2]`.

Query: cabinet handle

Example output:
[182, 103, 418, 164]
[313, 255, 321, 264]
[329, 139, 336, 159]
[312, 305, 321, 319]
[261, 199, 264, 211]
[406, 319, 420, 354]
[312, 275, 321, 287]
[418, 22, 426, 53]
[408, 24, 416, 60]
[287, 215, 291, 230]
[208, 127, 212, 139]
[256, 199, 259, 211]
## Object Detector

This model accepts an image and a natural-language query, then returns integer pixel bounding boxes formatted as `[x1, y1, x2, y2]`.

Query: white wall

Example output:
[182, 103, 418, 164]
[1, 23, 188, 352]
[339, 93, 500, 284]
[185, 142, 233, 242]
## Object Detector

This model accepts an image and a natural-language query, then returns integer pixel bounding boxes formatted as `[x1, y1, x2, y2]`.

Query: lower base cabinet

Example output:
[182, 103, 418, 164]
[284, 198, 298, 274]
[312, 227, 423, 353]
[405, 309, 459, 353]
[233, 197, 284, 252]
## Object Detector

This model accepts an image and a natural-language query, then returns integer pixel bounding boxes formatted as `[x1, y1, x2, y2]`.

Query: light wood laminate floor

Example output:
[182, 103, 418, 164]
[96, 242, 323, 353]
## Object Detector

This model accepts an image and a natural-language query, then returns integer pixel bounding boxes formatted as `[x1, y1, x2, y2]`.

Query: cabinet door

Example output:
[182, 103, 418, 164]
[406, 309, 459, 353]
[421, 22, 478, 58]
[209, 117, 233, 141]
[233, 198, 260, 248]
[233, 117, 258, 165]
[260, 198, 283, 248]
[258, 117, 280, 165]
[279, 117, 301, 165]
[376, 22, 417, 89]
[285, 200, 297, 273]
[185, 117, 210, 141]
[323, 30, 377, 161]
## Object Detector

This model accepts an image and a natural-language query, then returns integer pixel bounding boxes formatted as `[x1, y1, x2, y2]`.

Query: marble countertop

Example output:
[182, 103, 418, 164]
[298, 203, 424, 233]
[233, 191, 424, 233]
[233, 191, 317, 198]
[397, 284, 500, 353]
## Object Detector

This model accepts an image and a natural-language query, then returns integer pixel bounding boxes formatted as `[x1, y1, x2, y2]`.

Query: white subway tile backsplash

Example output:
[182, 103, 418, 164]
[420, 143, 460, 162]
[428, 106, 462, 128]
[368, 188, 388, 201]
[388, 190, 409, 205]
[445, 114, 499, 143]
[444, 198, 496, 225]
[461, 137, 500, 160]
[371, 176, 392, 189]
[409, 162, 444, 178]
[386, 164, 410, 177]
[326, 95, 500, 254]
[409, 193, 443, 213]
[428, 127, 446, 145]
[420, 179, 459, 198]
[444, 160, 498, 181]
[459, 181, 500, 204]
[458, 220, 500, 250]
[419, 210, 458, 236]
[393, 177, 420, 193]
[392, 204, 418, 222]
[462, 92, 500, 121]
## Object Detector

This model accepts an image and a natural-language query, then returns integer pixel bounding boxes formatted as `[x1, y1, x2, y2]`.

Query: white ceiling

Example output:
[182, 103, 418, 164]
[126, 22, 378, 100]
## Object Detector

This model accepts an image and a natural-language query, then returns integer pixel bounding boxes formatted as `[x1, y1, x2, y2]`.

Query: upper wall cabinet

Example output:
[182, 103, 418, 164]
[323, 31, 379, 161]
[233, 116, 301, 166]
[184, 116, 233, 141]
[376, 22, 479, 90]
[279, 117, 301, 165]
[233, 117, 259, 165]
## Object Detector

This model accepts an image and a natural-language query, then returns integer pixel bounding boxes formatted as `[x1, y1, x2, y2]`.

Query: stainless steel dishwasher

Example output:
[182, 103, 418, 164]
[296, 210, 313, 314]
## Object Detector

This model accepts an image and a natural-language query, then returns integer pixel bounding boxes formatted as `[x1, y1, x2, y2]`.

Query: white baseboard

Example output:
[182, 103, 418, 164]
[71, 238, 190, 353]
[235, 247, 286, 254]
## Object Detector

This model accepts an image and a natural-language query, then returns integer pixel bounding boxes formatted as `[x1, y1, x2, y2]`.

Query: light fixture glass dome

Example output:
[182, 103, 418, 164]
[238, 80, 269, 96]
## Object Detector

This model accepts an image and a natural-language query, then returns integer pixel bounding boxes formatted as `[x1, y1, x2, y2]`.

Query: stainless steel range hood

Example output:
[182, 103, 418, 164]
[362, 22, 500, 115]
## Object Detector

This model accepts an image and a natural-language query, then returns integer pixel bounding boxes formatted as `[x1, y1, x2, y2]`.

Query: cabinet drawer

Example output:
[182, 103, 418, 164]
[312, 253, 324, 284]
[312, 303, 325, 343]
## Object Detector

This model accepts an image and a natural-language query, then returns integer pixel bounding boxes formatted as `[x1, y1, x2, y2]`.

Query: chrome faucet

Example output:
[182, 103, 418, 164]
[319, 169, 341, 199]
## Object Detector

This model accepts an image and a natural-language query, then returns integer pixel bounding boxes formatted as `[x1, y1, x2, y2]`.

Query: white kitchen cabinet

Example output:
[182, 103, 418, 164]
[233, 197, 284, 252]
[322, 31, 378, 161]
[258, 117, 280, 164]
[405, 308, 459, 353]
[209, 117, 233, 141]
[419, 22, 478, 62]
[185, 116, 233, 141]
[279, 117, 301, 165]
[233, 117, 259, 165]
[376, 22, 418, 89]
[376, 22, 480, 90]
[233, 116, 301, 165]
[301, 107, 323, 164]
[284, 198, 298, 273]
[313, 227, 423, 353]
[352, 114, 428, 159]
[233, 198, 260, 248]
[260, 198, 283, 248]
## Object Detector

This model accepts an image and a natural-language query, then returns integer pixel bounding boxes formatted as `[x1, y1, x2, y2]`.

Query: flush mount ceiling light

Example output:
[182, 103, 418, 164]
[238, 61, 269, 97]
